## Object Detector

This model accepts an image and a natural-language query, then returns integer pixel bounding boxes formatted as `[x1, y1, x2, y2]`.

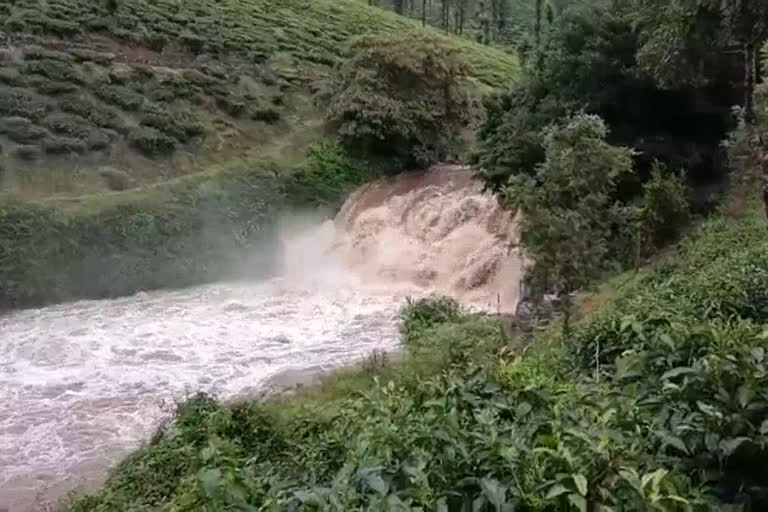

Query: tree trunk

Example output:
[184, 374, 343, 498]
[394, 0, 405, 14]
[745, 41, 756, 123]
[560, 292, 572, 337]
[422, 0, 427, 25]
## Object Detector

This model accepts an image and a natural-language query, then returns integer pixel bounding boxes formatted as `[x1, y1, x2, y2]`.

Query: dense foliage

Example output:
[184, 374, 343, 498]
[476, 5, 733, 197]
[326, 35, 473, 167]
[507, 114, 633, 329]
[67, 195, 768, 511]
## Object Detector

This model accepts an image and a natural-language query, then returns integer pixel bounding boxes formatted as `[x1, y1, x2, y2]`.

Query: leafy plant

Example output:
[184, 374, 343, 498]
[506, 113, 634, 332]
[326, 34, 472, 167]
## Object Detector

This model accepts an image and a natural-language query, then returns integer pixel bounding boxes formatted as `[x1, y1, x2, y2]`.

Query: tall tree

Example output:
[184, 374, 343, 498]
[722, 0, 768, 122]
[506, 114, 633, 334]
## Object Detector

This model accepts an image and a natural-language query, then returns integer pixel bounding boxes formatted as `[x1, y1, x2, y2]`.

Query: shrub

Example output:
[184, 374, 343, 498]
[216, 95, 246, 117]
[130, 126, 176, 155]
[70, 49, 116, 65]
[23, 59, 82, 84]
[59, 94, 128, 133]
[1, 117, 48, 143]
[87, 130, 112, 150]
[93, 84, 145, 111]
[42, 135, 87, 154]
[99, 167, 135, 191]
[180, 31, 206, 54]
[0, 68, 24, 86]
[279, 143, 378, 208]
[22, 46, 70, 61]
[140, 104, 205, 142]
[400, 296, 462, 346]
[28, 77, 79, 95]
[0, 87, 51, 120]
[326, 34, 472, 167]
[506, 114, 634, 331]
[631, 163, 691, 257]
[251, 107, 280, 124]
[14, 144, 41, 160]
[43, 113, 93, 139]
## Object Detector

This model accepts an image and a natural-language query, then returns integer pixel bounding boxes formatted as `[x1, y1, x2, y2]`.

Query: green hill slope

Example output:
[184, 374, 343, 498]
[0, 0, 517, 309]
[0, 0, 517, 199]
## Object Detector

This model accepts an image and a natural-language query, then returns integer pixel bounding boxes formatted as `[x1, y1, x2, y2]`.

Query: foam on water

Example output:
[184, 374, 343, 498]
[0, 165, 523, 511]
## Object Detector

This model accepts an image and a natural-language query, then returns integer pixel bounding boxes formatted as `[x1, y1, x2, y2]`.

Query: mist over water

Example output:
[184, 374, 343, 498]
[0, 165, 522, 511]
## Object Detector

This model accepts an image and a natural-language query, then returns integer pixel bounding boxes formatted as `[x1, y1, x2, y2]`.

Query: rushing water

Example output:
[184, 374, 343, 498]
[0, 165, 523, 511]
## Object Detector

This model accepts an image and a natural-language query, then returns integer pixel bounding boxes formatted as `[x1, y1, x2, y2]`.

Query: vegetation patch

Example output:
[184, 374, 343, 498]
[61, 193, 768, 511]
[93, 84, 145, 111]
[0, 87, 51, 120]
[58, 94, 128, 134]
[326, 34, 472, 167]
[0, 144, 373, 308]
[129, 126, 177, 156]
[23, 59, 82, 84]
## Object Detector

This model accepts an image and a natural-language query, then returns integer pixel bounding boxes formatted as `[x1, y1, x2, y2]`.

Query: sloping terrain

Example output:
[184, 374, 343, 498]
[0, 0, 518, 199]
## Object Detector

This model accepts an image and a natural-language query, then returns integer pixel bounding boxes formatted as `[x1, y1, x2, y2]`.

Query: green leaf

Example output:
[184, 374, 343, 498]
[659, 433, 688, 454]
[573, 474, 588, 496]
[619, 468, 643, 495]
[197, 468, 221, 497]
[516, 401, 532, 418]
[760, 418, 768, 435]
[737, 385, 753, 408]
[545, 484, 570, 500]
[660, 367, 694, 381]
[480, 477, 507, 508]
[720, 437, 751, 457]
[568, 493, 587, 512]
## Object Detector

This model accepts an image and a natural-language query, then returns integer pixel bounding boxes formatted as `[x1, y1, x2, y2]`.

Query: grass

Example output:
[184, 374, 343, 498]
[0, 144, 378, 309]
[63, 194, 768, 510]
[0, 0, 517, 198]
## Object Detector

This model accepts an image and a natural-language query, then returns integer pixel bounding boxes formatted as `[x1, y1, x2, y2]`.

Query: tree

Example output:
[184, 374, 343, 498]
[506, 114, 634, 333]
[326, 35, 472, 167]
[722, 0, 768, 123]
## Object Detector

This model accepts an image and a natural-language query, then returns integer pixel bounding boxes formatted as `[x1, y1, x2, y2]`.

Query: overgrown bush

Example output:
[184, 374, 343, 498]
[24, 59, 82, 84]
[0, 116, 47, 143]
[476, 7, 731, 196]
[59, 94, 127, 133]
[507, 114, 634, 331]
[42, 135, 87, 154]
[140, 104, 206, 142]
[129, 126, 176, 156]
[65, 196, 768, 511]
[326, 35, 472, 167]
[630, 163, 691, 258]
[0, 87, 51, 120]
[99, 167, 135, 191]
[93, 84, 145, 111]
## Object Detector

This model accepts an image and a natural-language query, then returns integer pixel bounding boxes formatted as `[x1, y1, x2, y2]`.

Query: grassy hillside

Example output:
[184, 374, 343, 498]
[0, 0, 517, 308]
[64, 192, 768, 511]
[0, 0, 517, 199]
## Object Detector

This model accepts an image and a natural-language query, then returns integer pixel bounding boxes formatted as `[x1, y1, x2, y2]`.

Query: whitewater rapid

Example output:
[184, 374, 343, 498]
[0, 165, 522, 511]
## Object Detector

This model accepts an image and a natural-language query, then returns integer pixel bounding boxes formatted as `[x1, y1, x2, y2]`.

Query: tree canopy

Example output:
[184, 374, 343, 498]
[326, 34, 472, 167]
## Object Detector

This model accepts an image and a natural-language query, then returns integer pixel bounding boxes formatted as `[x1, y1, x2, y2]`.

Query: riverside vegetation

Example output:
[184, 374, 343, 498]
[3, 0, 768, 509]
[0, 0, 516, 308]
[65, 191, 768, 510]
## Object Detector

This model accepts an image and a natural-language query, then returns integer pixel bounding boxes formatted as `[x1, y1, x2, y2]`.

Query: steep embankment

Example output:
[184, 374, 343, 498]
[0, 0, 518, 309]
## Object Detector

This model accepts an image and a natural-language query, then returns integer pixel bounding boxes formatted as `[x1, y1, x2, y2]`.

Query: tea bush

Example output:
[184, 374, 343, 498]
[66, 193, 768, 511]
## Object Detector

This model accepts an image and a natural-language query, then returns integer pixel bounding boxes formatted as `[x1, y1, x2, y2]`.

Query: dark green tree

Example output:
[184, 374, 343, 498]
[506, 114, 634, 333]
[326, 35, 472, 167]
